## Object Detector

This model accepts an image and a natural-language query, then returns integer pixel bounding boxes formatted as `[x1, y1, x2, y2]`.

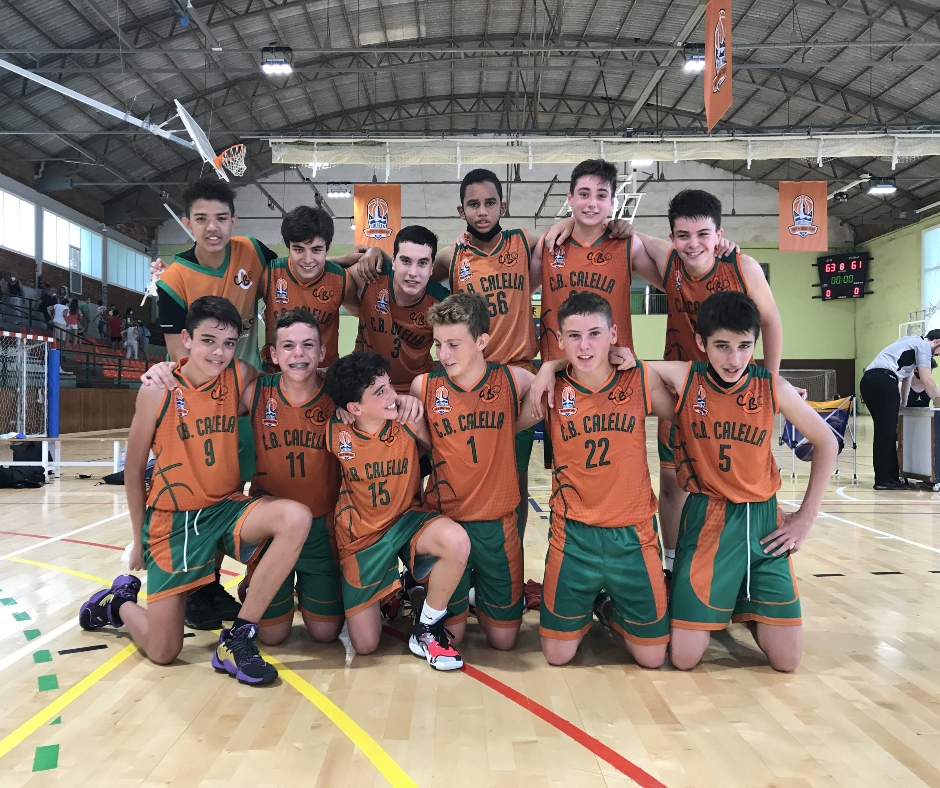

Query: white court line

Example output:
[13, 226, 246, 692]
[835, 485, 940, 504]
[0, 620, 76, 674]
[779, 497, 940, 555]
[0, 511, 128, 562]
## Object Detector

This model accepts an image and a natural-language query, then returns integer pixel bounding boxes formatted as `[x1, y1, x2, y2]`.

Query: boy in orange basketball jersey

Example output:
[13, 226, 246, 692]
[325, 352, 471, 670]
[79, 296, 310, 685]
[411, 292, 537, 650]
[260, 206, 359, 370]
[644, 291, 835, 671]
[349, 225, 449, 393]
[531, 291, 675, 667]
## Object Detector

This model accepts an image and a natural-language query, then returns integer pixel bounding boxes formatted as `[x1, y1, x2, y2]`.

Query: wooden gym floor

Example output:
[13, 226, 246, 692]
[0, 417, 939, 787]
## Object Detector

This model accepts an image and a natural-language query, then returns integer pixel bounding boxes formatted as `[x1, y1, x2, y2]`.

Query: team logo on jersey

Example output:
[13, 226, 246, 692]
[479, 382, 501, 403]
[712, 8, 729, 93]
[559, 386, 578, 417]
[737, 391, 764, 414]
[337, 431, 356, 460]
[587, 250, 612, 266]
[312, 285, 334, 303]
[706, 277, 732, 293]
[498, 251, 518, 267]
[375, 288, 390, 315]
[262, 397, 278, 427]
[552, 247, 566, 268]
[274, 278, 289, 304]
[211, 383, 229, 404]
[458, 257, 473, 283]
[433, 386, 452, 415]
[788, 194, 819, 238]
[364, 197, 393, 239]
[379, 423, 400, 446]
[692, 384, 709, 417]
[676, 270, 683, 290]
[411, 311, 427, 328]
[305, 406, 329, 424]
[234, 268, 253, 290]
[608, 384, 633, 406]
[174, 387, 189, 418]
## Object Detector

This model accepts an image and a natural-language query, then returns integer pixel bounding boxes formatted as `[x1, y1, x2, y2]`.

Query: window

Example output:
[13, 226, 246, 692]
[923, 226, 940, 332]
[0, 189, 36, 257]
[42, 209, 101, 278]
[107, 240, 150, 293]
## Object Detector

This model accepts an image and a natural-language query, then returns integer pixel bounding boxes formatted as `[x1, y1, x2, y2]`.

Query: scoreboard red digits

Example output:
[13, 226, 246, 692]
[816, 253, 869, 301]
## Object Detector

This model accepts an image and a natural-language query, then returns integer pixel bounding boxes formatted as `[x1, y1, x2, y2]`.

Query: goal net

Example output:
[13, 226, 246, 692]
[779, 369, 838, 402]
[0, 332, 51, 437]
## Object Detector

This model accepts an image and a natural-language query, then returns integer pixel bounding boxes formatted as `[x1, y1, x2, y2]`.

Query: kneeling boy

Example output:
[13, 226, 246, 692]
[324, 352, 471, 670]
[534, 292, 673, 667]
[646, 291, 836, 672]
[79, 296, 310, 684]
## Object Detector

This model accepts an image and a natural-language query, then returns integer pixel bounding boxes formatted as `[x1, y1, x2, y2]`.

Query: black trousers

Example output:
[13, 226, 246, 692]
[859, 368, 901, 486]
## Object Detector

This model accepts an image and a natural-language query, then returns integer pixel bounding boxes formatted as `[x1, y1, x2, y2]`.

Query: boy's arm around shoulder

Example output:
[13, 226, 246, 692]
[234, 360, 261, 416]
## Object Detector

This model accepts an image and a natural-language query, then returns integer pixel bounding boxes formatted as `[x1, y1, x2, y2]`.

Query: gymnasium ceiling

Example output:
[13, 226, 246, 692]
[2, 0, 940, 241]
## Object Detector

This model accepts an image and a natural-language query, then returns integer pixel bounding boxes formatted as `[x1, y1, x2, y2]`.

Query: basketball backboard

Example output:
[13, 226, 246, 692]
[174, 100, 228, 181]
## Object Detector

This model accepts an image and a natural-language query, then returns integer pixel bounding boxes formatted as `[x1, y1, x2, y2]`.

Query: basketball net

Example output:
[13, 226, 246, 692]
[214, 144, 247, 177]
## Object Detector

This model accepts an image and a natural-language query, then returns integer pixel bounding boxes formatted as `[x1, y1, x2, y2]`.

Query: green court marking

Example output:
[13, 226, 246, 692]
[0, 598, 16, 606]
[24, 629, 41, 641]
[50, 717, 61, 725]
[33, 650, 52, 664]
[37, 675, 58, 692]
[32, 744, 59, 772]
[13, 612, 30, 621]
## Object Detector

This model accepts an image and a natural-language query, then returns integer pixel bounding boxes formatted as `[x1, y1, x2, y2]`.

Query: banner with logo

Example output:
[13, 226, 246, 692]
[778, 181, 828, 252]
[704, 0, 732, 131]
[353, 184, 401, 255]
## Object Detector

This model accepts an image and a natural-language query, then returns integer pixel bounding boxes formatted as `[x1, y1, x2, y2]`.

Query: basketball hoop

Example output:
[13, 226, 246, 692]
[214, 144, 247, 177]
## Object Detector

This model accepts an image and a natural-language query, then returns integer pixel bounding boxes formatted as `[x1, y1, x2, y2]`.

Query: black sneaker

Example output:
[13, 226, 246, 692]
[185, 589, 223, 630]
[593, 591, 612, 630]
[201, 580, 241, 620]
[212, 622, 278, 685]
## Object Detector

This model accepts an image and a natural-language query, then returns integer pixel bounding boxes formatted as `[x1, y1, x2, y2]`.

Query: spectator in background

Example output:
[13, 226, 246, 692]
[123, 320, 139, 360]
[124, 307, 135, 329]
[0, 273, 8, 301]
[57, 285, 68, 302]
[38, 285, 56, 329]
[65, 298, 82, 346]
[139, 321, 151, 362]
[79, 299, 94, 339]
[50, 297, 69, 342]
[96, 300, 107, 339]
[8, 275, 21, 299]
[907, 358, 938, 408]
[105, 308, 123, 350]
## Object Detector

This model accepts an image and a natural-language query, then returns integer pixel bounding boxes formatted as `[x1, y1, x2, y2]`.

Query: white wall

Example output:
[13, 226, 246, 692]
[156, 160, 853, 249]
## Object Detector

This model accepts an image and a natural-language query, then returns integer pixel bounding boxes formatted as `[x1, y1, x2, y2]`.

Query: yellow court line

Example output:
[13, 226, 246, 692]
[261, 651, 418, 788]
[8, 557, 148, 600]
[0, 642, 139, 759]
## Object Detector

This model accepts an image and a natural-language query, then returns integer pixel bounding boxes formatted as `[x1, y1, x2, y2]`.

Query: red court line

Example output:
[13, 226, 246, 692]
[382, 625, 666, 788]
[0, 530, 239, 576]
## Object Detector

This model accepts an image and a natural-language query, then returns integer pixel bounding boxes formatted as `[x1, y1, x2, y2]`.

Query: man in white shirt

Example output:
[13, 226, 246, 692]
[860, 330, 940, 489]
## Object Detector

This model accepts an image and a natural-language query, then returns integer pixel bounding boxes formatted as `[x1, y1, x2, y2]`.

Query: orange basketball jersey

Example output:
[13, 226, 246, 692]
[250, 373, 340, 519]
[540, 231, 635, 361]
[449, 229, 538, 366]
[547, 363, 657, 526]
[261, 258, 348, 367]
[421, 363, 521, 521]
[147, 360, 248, 511]
[673, 361, 781, 503]
[158, 236, 266, 333]
[662, 249, 748, 362]
[355, 262, 449, 392]
[328, 418, 427, 557]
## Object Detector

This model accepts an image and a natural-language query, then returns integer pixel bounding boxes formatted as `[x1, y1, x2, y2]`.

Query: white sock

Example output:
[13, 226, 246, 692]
[419, 602, 447, 625]
[664, 548, 676, 572]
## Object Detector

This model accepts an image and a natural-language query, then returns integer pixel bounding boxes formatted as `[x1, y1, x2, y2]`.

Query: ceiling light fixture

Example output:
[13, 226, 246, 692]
[867, 177, 897, 196]
[326, 183, 352, 199]
[261, 44, 293, 76]
[683, 44, 706, 73]
[631, 159, 654, 167]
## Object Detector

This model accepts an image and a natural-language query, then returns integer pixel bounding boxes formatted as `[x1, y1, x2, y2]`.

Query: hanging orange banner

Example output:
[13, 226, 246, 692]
[353, 184, 401, 255]
[778, 181, 829, 252]
[704, 0, 732, 131]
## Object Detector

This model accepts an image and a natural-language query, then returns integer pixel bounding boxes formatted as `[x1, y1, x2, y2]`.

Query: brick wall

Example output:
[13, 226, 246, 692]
[0, 247, 35, 284]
